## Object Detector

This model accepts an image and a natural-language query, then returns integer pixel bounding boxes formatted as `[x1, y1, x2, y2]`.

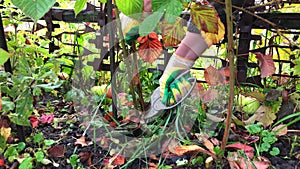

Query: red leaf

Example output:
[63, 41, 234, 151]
[226, 142, 254, 159]
[112, 154, 125, 166]
[162, 18, 186, 47]
[39, 114, 54, 124]
[202, 88, 219, 103]
[226, 143, 254, 152]
[48, 144, 65, 157]
[204, 66, 223, 86]
[138, 32, 162, 63]
[254, 52, 276, 78]
[0, 158, 4, 166]
[29, 115, 39, 128]
[78, 151, 91, 163]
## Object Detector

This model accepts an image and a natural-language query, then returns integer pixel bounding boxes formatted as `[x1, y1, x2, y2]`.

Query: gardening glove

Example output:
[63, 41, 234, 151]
[159, 54, 194, 105]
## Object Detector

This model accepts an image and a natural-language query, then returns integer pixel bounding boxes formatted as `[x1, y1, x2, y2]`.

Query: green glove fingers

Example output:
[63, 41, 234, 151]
[161, 71, 192, 105]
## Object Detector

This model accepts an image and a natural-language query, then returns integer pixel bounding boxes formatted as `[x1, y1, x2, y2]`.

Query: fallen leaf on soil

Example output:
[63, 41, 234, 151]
[254, 52, 275, 78]
[148, 162, 158, 169]
[167, 139, 180, 155]
[29, 115, 39, 128]
[39, 114, 54, 124]
[48, 144, 65, 157]
[203, 138, 215, 154]
[78, 151, 91, 163]
[226, 142, 254, 159]
[0, 126, 11, 141]
[174, 145, 214, 157]
[256, 105, 277, 127]
[137, 32, 162, 63]
[272, 124, 288, 136]
[228, 152, 270, 169]
[75, 137, 92, 147]
[111, 154, 125, 166]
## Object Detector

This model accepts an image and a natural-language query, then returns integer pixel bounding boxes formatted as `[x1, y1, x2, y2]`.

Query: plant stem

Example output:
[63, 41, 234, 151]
[221, 0, 235, 153]
[107, 0, 118, 117]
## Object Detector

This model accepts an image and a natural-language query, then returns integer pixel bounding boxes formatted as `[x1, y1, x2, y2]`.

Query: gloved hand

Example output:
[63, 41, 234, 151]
[160, 67, 193, 105]
[159, 54, 194, 105]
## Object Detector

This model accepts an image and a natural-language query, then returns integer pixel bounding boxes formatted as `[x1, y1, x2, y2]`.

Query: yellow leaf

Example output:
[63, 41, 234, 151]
[0, 127, 11, 141]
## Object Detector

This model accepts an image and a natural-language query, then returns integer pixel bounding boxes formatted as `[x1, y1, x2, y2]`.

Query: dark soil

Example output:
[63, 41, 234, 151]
[1, 94, 300, 169]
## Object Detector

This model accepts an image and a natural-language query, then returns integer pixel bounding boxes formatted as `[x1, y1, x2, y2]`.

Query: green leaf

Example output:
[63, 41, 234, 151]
[152, 0, 183, 23]
[270, 147, 280, 156]
[35, 81, 63, 90]
[33, 133, 44, 144]
[35, 151, 44, 162]
[44, 139, 56, 146]
[245, 122, 263, 134]
[1, 97, 15, 112]
[10, 90, 33, 126]
[19, 157, 33, 169]
[74, 0, 88, 17]
[139, 7, 164, 36]
[115, 0, 143, 16]
[0, 48, 10, 66]
[17, 142, 26, 152]
[11, 0, 56, 20]
[292, 59, 300, 75]
[69, 154, 78, 168]
[260, 142, 270, 152]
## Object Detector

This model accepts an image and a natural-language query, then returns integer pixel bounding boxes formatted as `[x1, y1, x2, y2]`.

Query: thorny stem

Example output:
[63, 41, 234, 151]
[221, 0, 235, 154]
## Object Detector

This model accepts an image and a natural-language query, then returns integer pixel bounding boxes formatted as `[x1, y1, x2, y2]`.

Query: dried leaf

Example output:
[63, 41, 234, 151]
[138, 32, 163, 63]
[203, 138, 215, 154]
[39, 114, 54, 124]
[174, 145, 213, 157]
[162, 18, 186, 47]
[0, 126, 11, 141]
[254, 52, 276, 78]
[243, 92, 266, 103]
[190, 5, 219, 34]
[75, 137, 92, 147]
[48, 144, 65, 158]
[78, 151, 91, 163]
[111, 154, 125, 166]
[272, 124, 288, 136]
[256, 105, 277, 127]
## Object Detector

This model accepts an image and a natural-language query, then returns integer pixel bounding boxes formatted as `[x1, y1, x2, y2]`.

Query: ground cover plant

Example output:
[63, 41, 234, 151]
[0, 0, 300, 169]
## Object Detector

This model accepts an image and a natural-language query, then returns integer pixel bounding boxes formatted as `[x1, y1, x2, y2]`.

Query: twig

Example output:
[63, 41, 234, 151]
[221, 0, 235, 154]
